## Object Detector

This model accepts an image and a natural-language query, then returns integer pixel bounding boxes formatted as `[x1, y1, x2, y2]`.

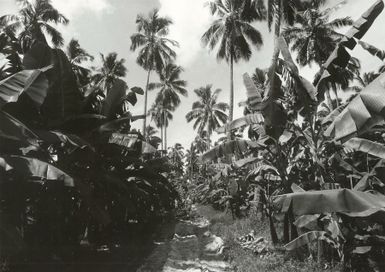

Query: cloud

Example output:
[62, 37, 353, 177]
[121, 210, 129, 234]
[51, 0, 113, 18]
[158, 0, 212, 67]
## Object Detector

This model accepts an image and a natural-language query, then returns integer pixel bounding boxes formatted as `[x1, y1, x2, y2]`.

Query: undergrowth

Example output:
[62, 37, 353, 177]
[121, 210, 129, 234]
[196, 205, 341, 272]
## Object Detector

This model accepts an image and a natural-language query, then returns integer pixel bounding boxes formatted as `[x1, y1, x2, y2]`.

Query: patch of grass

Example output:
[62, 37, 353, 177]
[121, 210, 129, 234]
[196, 204, 341, 272]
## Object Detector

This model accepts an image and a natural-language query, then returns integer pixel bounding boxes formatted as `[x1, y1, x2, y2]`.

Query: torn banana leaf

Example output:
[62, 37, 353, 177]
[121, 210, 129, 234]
[325, 72, 385, 141]
[216, 112, 264, 134]
[199, 139, 261, 163]
[273, 189, 385, 217]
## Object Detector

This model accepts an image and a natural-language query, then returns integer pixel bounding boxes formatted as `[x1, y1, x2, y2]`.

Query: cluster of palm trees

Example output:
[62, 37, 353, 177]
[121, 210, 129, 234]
[1, 0, 383, 155]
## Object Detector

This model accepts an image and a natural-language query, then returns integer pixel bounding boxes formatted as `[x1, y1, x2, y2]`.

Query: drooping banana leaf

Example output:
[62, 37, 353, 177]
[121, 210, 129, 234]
[343, 138, 385, 160]
[0, 67, 50, 108]
[233, 156, 259, 168]
[0, 110, 40, 147]
[101, 79, 128, 119]
[2, 155, 74, 186]
[216, 112, 264, 134]
[246, 163, 279, 180]
[199, 139, 262, 163]
[60, 114, 107, 135]
[358, 40, 385, 60]
[273, 189, 385, 217]
[325, 72, 385, 141]
[23, 41, 83, 120]
[316, 0, 384, 93]
[277, 37, 317, 112]
[130, 86, 144, 95]
[243, 72, 263, 111]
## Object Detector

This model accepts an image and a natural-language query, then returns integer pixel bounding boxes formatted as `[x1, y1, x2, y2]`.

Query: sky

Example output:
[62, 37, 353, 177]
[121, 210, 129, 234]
[1, 0, 385, 149]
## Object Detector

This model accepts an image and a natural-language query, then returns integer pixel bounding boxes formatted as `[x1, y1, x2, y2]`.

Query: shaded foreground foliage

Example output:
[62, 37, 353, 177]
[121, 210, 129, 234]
[0, 36, 178, 272]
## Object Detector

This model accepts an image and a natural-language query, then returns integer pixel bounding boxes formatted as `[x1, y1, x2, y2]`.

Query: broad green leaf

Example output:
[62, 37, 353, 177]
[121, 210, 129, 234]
[216, 112, 264, 134]
[101, 79, 128, 119]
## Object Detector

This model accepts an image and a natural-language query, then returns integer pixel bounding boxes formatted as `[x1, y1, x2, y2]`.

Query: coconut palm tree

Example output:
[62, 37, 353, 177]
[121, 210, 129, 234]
[186, 85, 229, 147]
[92, 52, 127, 94]
[149, 63, 188, 108]
[66, 39, 94, 90]
[130, 9, 178, 138]
[148, 102, 174, 150]
[202, 0, 264, 121]
[282, 7, 352, 67]
[0, 0, 69, 50]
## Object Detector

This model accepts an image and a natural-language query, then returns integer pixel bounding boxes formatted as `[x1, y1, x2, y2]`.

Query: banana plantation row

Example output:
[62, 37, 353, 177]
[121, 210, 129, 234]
[1, 0, 385, 271]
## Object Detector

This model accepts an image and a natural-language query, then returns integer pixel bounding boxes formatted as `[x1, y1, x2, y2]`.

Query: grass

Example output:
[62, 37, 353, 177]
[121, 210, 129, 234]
[196, 205, 341, 272]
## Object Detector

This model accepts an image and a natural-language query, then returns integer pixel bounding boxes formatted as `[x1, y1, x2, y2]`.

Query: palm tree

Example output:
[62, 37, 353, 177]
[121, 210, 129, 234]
[282, 7, 352, 67]
[149, 63, 188, 108]
[130, 9, 178, 138]
[282, 2, 353, 109]
[92, 52, 127, 94]
[66, 39, 94, 90]
[1, 0, 69, 50]
[202, 0, 264, 121]
[148, 102, 174, 150]
[186, 85, 229, 147]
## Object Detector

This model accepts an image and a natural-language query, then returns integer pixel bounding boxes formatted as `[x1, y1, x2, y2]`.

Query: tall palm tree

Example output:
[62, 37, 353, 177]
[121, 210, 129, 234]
[186, 85, 229, 147]
[66, 39, 94, 90]
[92, 52, 127, 94]
[130, 9, 178, 138]
[148, 102, 174, 150]
[1, 0, 69, 50]
[202, 0, 264, 121]
[149, 63, 188, 108]
[282, 2, 353, 109]
[282, 7, 352, 67]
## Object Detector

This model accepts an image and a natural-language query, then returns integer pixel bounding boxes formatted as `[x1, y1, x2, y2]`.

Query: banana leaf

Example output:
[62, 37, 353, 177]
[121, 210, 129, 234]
[284, 231, 338, 251]
[101, 79, 128, 118]
[0, 110, 40, 147]
[354, 159, 384, 191]
[2, 155, 74, 186]
[23, 41, 83, 120]
[316, 0, 384, 91]
[359, 40, 385, 60]
[233, 156, 259, 168]
[199, 139, 262, 163]
[273, 189, 385, 217]
[97, 114, 145, 133]
[243, 72, 263, 111]
[0, 67, 50, 108]
[108, 132, 157, 154]
[216, 112, 264, 134]
[343, 138, 385, 160]
[325, 72, 385, 141]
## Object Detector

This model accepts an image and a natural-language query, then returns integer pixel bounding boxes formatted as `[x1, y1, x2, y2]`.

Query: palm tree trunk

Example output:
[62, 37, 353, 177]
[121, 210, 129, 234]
[164, 112, 167, 150]
[161, 125, 164, 150]
[229, 54, 234, 122]
[269, 1, 282, 99]
[143, 69, 152, 138]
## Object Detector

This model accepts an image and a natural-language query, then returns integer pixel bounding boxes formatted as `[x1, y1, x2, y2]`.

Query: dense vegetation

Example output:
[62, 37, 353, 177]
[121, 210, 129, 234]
[2, 0, 385, 272]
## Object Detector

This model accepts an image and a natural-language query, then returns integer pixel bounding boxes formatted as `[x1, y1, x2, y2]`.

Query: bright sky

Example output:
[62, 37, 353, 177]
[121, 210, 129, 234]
[1, 0, 385, 149]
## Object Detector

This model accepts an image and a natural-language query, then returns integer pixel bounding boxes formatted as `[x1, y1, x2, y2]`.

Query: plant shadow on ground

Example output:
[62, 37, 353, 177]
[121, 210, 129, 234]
[197, 205, 342, 272]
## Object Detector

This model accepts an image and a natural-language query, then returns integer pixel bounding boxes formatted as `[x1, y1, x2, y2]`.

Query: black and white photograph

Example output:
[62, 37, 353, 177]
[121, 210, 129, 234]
[1, 0, 385, 271]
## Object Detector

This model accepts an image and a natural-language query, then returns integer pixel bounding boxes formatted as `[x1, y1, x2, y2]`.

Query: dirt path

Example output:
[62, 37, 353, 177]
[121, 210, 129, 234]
[137, 207, 233, 272]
